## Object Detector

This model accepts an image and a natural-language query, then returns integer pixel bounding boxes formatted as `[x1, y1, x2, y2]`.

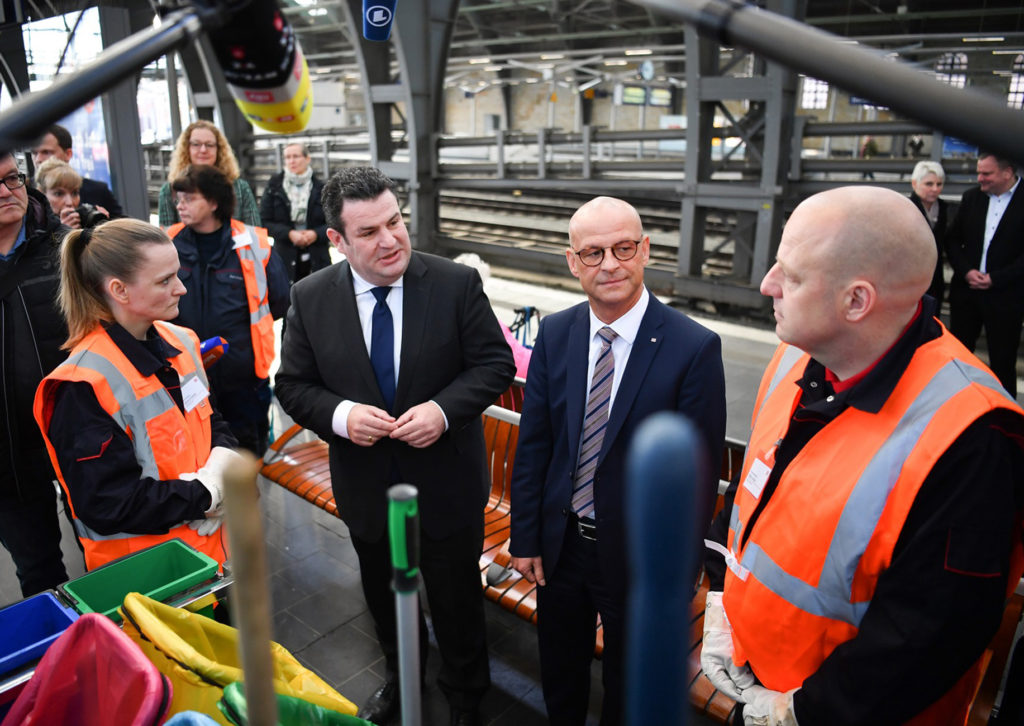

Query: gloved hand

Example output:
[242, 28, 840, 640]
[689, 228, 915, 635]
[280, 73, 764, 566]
[187, 516, 223, 537]
[742, 686, 799, 726]
[701, 590, 756, 700]
[180, 446, 244, 516]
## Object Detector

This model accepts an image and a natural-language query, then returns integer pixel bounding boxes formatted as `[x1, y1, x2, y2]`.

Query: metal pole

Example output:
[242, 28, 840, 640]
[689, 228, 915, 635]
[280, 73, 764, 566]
[388, 484, 422, 726]
[0, 6, 225, 154]
[631, 0, 1024, 165]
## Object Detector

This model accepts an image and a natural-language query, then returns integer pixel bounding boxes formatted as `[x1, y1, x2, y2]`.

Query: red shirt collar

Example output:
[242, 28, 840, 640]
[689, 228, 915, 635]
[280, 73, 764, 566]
[825, 302, 923, 393]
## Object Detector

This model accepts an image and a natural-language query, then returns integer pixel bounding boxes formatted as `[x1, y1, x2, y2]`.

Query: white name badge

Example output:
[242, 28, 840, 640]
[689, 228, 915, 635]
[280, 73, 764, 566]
[181, 376, 210, 412]
[742, 458, 772, 500]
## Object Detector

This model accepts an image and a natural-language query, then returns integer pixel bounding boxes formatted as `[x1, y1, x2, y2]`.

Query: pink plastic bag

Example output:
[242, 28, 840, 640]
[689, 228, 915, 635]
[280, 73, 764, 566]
[2, 612, 171, 726]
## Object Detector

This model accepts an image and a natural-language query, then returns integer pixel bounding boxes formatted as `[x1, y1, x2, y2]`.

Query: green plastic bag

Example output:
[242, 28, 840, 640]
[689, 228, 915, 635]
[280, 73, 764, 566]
[217, 682, 373, 725]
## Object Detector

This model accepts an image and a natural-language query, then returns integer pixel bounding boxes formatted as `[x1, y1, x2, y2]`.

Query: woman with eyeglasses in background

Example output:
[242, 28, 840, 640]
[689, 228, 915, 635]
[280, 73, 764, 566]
[157, 120, 260, 228]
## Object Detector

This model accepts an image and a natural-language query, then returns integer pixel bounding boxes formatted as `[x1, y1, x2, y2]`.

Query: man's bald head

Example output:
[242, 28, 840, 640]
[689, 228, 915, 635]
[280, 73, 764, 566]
[569, 196, 642, 246]
[794, 186, 935, 305]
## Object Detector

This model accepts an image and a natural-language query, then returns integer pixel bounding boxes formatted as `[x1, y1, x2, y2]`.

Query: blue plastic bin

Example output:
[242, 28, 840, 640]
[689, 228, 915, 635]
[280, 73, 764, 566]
[0, 591, 79, 675]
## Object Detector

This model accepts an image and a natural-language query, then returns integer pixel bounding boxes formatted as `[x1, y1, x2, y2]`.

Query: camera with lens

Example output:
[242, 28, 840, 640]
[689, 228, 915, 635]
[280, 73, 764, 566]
[74, 203, 110, 229]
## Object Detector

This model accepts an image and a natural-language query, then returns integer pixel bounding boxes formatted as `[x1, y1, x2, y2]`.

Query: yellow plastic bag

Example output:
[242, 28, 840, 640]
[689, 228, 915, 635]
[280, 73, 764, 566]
[119, 592, 357, 725]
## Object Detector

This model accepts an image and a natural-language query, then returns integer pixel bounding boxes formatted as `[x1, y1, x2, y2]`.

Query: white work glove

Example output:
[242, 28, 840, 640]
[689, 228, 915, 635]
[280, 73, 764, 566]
[701, 590, 756, 700]
[180, 446, 244, 515]
[187, 516, 223, 536]
[742, 686, 799, 726]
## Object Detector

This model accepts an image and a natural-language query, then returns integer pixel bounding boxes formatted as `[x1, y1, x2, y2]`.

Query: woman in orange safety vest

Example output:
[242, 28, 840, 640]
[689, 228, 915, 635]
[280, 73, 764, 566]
[33, 219, 240, 570]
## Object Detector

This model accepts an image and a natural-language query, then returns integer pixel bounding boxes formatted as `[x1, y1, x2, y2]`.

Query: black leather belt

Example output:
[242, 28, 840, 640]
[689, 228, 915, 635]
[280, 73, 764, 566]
[566, 511, 597, 541]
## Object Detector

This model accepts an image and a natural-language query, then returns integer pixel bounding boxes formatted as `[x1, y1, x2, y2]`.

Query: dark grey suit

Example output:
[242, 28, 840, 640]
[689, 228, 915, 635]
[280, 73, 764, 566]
[275, 251, 515, 707]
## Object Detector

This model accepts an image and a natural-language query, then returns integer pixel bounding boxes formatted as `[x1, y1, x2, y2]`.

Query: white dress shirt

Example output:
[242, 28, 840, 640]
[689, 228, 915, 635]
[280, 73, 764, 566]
[584, 287, 650, 416]
[331, 269, 405, 438]
[980, 176, 1020, 273]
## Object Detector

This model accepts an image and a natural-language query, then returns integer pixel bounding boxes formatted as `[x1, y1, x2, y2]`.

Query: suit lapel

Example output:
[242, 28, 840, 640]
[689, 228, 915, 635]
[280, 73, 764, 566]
[333, 261, 384, 405]
[395, 253, 429, 410]
[566, 305, 591, 468]
[995, 182, 1024, 241]
[600, 299, 665, 460]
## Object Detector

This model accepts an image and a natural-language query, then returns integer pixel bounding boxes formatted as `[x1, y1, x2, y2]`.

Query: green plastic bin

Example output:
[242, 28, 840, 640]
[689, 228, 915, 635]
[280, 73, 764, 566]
[58, 539, 218, 622]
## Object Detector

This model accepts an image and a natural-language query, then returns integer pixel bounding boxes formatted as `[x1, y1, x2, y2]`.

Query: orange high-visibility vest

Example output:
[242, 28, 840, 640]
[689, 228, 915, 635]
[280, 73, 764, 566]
[721, 327, 1024, 725]
[34, 321, 226, 569]
[167, 219, 276, 378]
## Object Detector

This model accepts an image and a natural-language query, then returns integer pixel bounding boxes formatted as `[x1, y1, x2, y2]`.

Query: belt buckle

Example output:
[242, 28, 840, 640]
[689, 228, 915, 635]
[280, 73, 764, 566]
[576, 517, 597, 542]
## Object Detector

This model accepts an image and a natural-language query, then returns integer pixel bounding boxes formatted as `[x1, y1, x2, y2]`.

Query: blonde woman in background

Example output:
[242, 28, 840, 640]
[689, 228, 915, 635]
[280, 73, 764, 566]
[157, 120, 260, 227]
[908, 160, 950, 304]
[34, 158, 109, 230]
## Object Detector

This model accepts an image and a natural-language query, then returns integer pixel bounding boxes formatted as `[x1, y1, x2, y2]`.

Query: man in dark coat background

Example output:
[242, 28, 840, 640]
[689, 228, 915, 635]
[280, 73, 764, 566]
[0, 151, 70, 596]
[945, 153, 1024, 397]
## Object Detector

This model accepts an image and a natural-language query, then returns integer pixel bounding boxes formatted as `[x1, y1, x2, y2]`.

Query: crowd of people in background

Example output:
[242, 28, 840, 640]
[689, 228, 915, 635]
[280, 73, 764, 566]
[0, 117, 1022, 726]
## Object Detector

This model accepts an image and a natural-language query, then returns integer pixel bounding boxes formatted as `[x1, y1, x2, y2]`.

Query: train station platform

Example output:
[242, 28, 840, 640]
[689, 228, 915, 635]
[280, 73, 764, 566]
[0, 267, 1017, 724]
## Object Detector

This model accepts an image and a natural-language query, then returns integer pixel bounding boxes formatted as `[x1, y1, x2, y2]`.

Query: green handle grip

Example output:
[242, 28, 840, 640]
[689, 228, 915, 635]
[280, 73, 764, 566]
[387, 484, 420, 593]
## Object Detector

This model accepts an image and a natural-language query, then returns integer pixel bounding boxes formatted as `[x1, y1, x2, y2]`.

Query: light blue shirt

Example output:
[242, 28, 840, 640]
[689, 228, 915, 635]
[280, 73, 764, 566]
[0, 221, 27, 261]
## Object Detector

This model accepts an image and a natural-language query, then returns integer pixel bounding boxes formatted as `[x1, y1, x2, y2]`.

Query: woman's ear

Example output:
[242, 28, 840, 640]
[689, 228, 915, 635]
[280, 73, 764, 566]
[106, 277, 129, 305]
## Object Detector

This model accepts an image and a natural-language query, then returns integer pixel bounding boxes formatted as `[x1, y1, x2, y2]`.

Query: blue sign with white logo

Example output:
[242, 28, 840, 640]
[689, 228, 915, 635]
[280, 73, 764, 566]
[363, 0, 397, 42]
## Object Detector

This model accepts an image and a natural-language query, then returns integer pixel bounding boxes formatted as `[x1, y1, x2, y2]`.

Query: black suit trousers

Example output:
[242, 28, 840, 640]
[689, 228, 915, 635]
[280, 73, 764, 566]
[536, 520, 625, 726]
[949, 286, 1023, 398]
[351, 517, 490, 709]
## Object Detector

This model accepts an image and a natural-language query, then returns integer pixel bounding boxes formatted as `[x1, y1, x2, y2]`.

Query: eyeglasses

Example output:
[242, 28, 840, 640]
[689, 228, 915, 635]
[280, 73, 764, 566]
[572, 240, 640, 267]
[175, 194, 200, 206]
[189, 141, 218, 151]
[0, 173, 26, 191]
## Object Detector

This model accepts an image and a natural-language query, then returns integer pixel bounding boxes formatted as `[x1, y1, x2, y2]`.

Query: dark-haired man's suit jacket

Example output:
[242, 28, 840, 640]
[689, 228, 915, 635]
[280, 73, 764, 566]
[946, 181, 1024, 396]
[275, 251, 516, 541]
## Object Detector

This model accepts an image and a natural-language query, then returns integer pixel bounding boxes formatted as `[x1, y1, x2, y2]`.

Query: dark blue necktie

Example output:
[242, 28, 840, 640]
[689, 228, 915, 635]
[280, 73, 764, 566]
[370, 286, 395, 412]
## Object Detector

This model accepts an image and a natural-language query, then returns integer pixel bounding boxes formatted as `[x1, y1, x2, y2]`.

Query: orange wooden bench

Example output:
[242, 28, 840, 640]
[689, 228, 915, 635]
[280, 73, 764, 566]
[260, 399, 1022, 723]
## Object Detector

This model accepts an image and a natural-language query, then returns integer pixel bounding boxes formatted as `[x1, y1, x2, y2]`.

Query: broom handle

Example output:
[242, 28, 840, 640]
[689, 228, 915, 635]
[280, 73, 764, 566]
[222, 453, 279, 726]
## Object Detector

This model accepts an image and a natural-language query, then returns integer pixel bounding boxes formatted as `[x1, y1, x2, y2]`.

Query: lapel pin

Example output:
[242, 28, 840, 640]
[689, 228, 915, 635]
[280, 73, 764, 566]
[651, 337, 657, 343]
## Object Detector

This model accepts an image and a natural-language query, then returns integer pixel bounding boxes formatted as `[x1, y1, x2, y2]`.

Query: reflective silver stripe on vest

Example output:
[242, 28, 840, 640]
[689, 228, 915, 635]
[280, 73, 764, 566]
[158, 322, 209, 390]
[60, 350, 175, 480]
[727, 345, 807, 546]
[236, 226, 271, 324]
[73, 518, 137, 542]
[752, 345, 805, 426]
[735, 356, 1010, 627]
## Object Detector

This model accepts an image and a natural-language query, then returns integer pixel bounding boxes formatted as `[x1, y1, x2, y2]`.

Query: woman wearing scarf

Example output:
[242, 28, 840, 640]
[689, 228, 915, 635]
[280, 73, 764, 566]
[259, 143, 330, 283]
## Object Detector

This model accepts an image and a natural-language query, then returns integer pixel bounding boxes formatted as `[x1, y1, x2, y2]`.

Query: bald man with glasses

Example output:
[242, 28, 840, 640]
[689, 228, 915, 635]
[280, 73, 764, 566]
[0, 152, 71, 597]
[509, 196, 726, 725]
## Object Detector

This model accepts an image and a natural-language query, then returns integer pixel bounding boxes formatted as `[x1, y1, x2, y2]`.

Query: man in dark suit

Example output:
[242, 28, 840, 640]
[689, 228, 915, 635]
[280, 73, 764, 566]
[509, 196, 726, 725]
[946, 153, 1024, 397]
[31, 124, 124, 218]
[275, 167, 515, 726]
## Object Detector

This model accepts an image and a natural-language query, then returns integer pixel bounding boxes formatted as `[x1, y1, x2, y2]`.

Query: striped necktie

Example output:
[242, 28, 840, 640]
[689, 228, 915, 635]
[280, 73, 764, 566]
[571, 326, 617, 518]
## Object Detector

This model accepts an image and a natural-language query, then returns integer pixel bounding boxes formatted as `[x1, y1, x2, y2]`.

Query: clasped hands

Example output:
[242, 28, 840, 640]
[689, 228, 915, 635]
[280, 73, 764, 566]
[701, 591, 799, 726]
[349, 402, 445, 449]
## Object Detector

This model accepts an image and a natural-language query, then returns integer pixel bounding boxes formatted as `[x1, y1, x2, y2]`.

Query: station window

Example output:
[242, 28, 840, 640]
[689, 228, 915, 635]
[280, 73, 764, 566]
[936, 52, 967, 88]
[800, 77, 829, 110]
[1009, 54, 1024, 110]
